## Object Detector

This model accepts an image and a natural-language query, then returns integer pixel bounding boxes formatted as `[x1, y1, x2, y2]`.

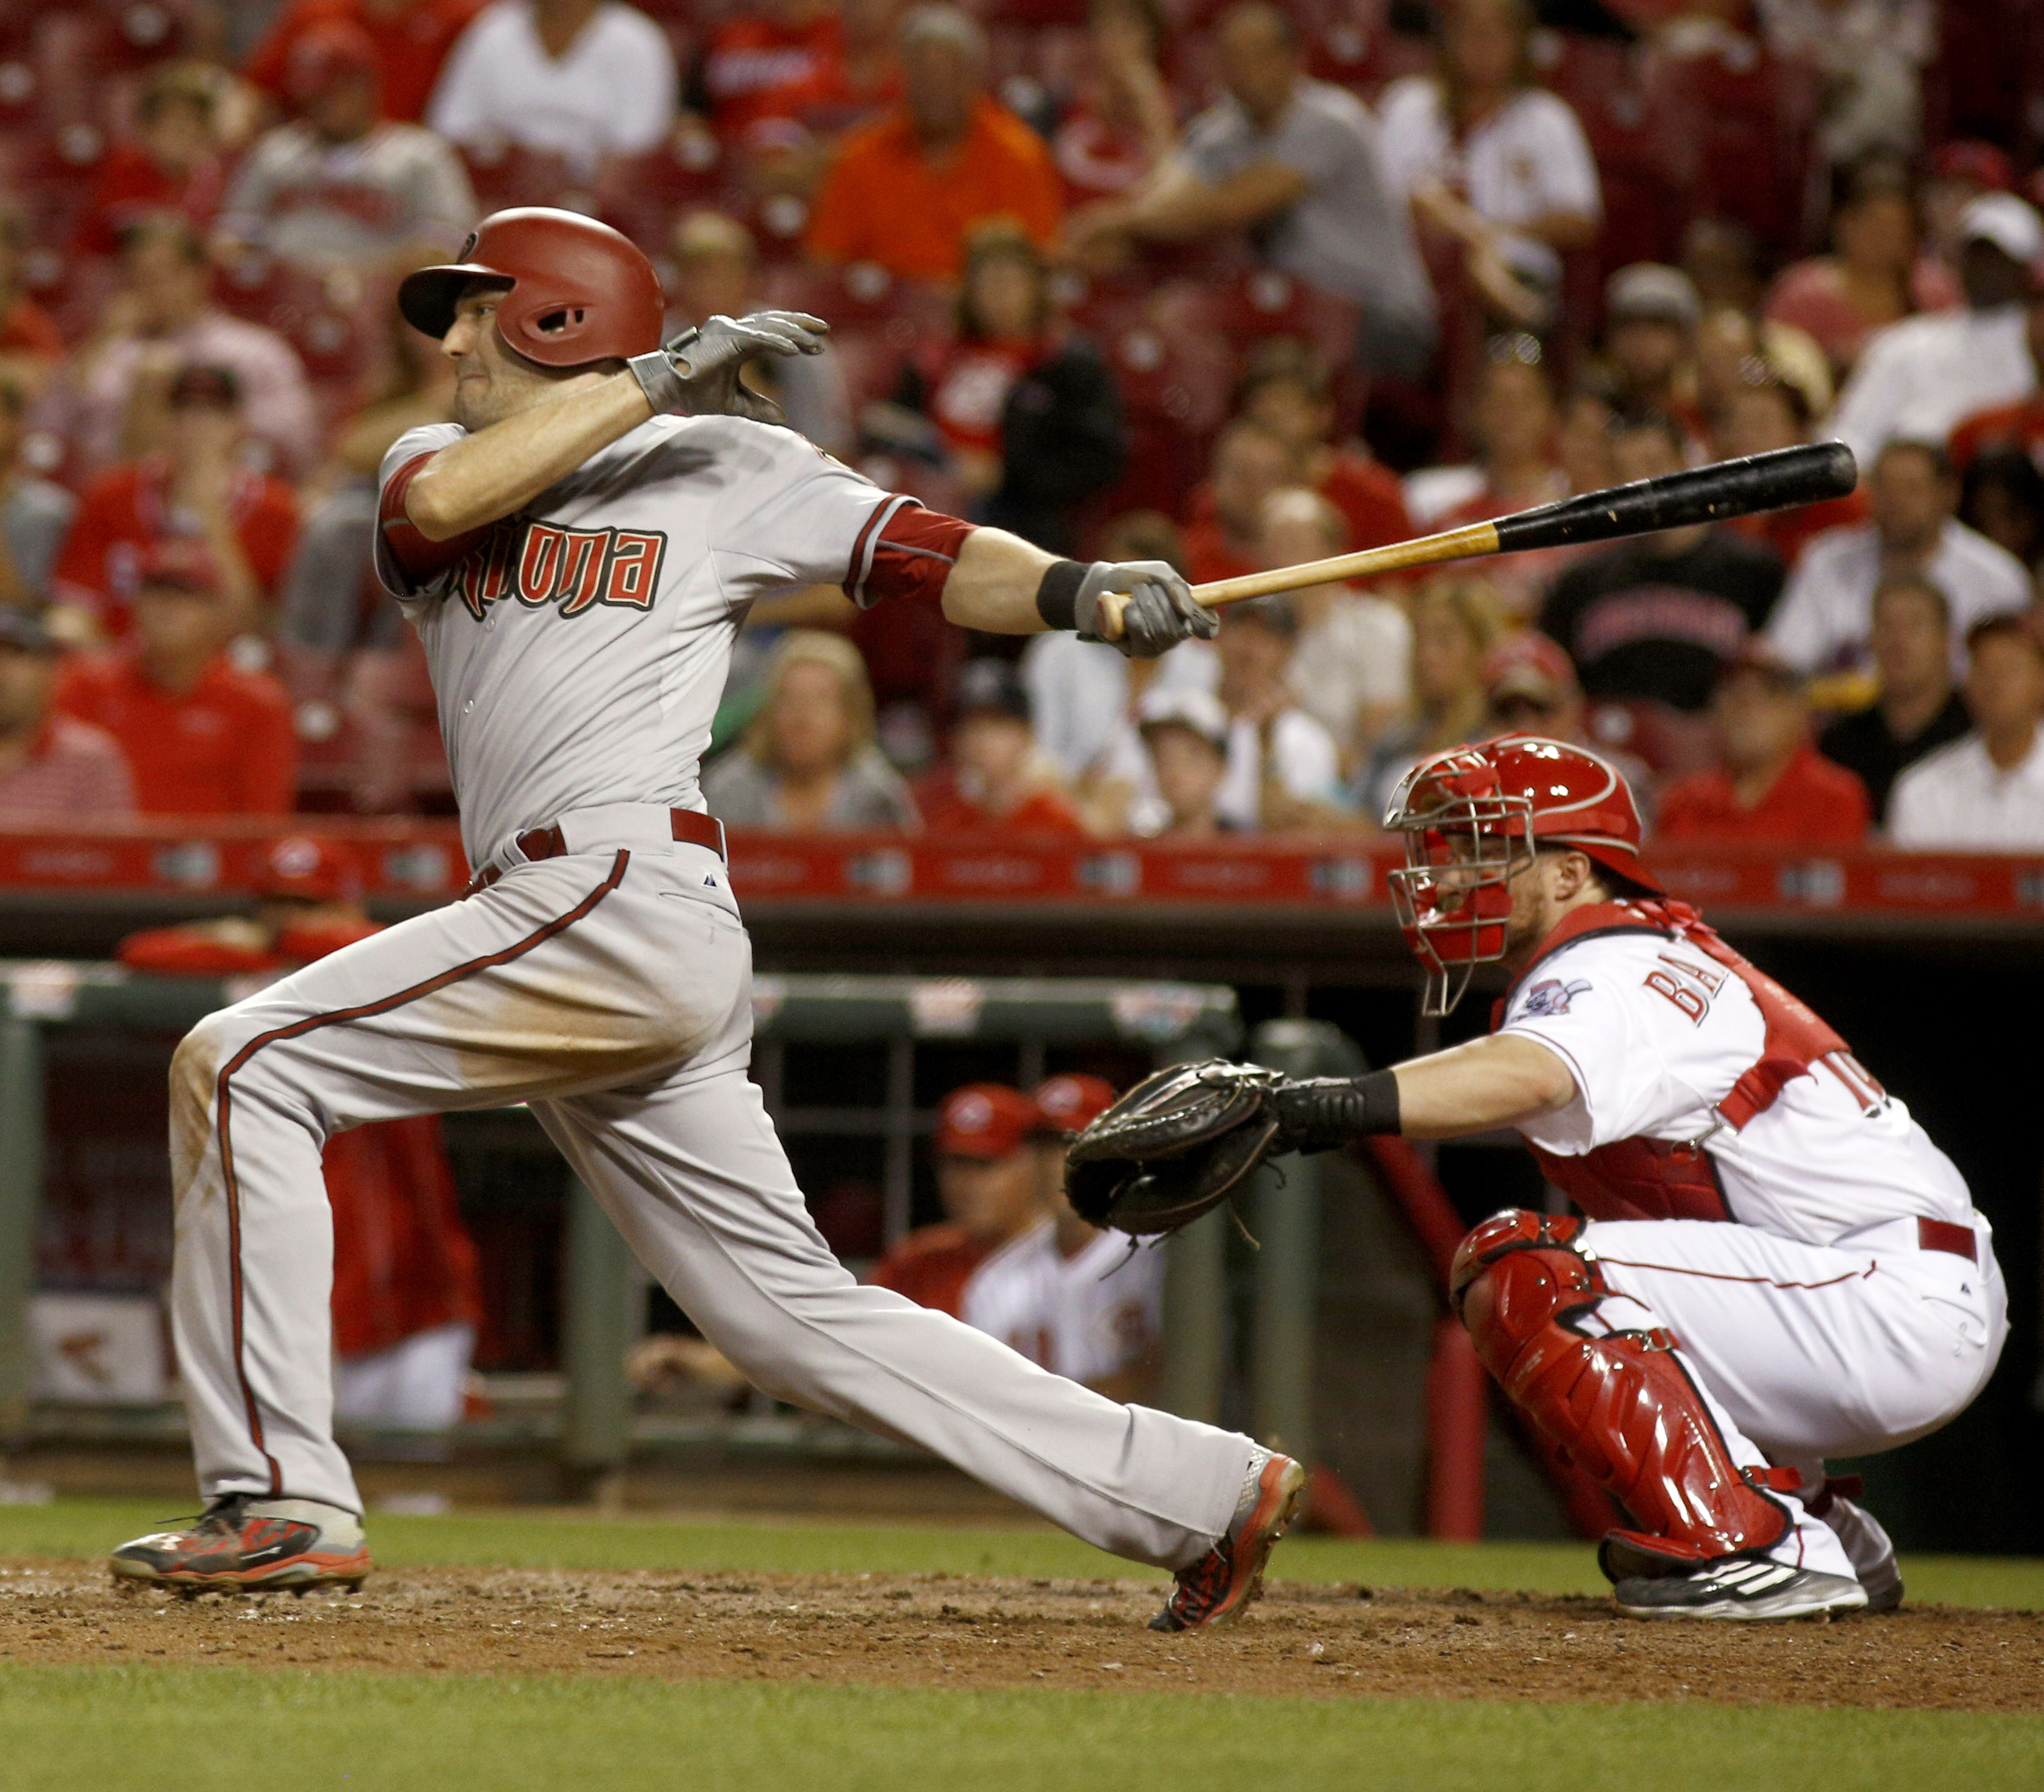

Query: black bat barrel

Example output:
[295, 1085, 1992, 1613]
[1493, 441, 1858, 556]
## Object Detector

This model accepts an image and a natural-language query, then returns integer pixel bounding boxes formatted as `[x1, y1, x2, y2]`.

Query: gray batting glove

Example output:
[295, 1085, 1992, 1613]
[1074, 560, 1217, 659]
[628, 311, 830, 425]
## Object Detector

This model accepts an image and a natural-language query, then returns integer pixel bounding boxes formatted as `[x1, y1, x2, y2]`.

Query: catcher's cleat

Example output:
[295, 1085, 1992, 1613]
[1811, 1481, 1903, 1614]
[1149, 1449, 1306, 1634]
[1613, 1557, 1868, 1622]
[110, 1495, 370, 1594]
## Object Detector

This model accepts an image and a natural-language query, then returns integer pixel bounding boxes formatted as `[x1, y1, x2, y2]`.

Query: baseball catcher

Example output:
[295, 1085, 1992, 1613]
[108, 208, 1300, 1635]
[1070, 736, 2006, 1621]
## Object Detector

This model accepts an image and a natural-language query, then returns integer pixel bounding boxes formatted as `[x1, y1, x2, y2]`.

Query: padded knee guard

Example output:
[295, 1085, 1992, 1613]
[1450, 1209, 1793, 1577]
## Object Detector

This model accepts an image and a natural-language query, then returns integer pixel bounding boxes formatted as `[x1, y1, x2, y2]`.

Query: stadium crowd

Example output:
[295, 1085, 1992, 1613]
[1, 0, 2044, 850]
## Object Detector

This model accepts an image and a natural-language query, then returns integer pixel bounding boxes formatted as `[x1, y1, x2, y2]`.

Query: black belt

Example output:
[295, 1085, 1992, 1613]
[465, 808, 726, 897]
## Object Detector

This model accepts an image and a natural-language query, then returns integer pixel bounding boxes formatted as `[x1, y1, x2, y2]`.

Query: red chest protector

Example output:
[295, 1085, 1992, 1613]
[1490, 900, 1878, 1223]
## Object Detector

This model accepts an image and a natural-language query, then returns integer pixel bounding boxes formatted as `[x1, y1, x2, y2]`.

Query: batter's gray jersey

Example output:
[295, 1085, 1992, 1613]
[375, 416, 909, 870]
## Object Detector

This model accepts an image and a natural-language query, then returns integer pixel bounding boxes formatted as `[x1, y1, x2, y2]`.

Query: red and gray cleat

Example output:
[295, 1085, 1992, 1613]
[1149, 1448, 1307, 1634]
[110, 1496, 371, 1594]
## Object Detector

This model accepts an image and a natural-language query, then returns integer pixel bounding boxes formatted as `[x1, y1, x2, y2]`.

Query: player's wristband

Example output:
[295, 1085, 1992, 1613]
[628, 347, 689, 416]
[1274, 1070, 1402, 1153]
[1034, 559, 1087, 631]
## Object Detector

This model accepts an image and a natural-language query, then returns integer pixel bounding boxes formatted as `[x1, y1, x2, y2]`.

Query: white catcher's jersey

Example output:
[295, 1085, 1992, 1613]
[1497, 928, 1974, 1246]
[375, 416, 910, 869]
[960, 1224, 1163, 1387]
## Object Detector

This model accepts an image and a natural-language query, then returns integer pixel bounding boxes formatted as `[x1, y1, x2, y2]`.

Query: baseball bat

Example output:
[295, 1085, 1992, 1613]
[1100, 441, 1856, 633]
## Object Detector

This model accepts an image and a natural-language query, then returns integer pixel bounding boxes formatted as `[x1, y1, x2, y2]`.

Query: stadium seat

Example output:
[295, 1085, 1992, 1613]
[458, 143, 595, 218]
[593, 137, 730, 258]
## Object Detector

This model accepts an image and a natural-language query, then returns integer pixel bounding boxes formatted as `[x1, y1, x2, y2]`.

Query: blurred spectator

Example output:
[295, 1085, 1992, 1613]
[0, 609, 133, 817]
[869, 1083, 1045, 1314]
[1958, 445, 2044, 571]
[73, 63, 229, 261]
[1918, 141, 2015, 267]
[217, 24, 478, 274]
[1767, 439, 2028, 679]
[1948, 290, 2044, 475]
[1828, 194, 2041, 471]
[807, 6, 1062, 283]
[1555, 375, 1617, 502]
[1358, 572, 1500, 815]
[427, 0, 678, 171]
[1258, 487, 1409, 767]
[1135, 685, 1233, 836]
[1753, 0, 1930, 169]
[1681, 216, 1835, 416]
[1889, 615, 2044, 851]
[52, 543, 299, 816]
[1212, 597, 1343, 830]
[1817, 573, 1970, 822]
[1182, 418, 1291, 585]
[696, 0, 845, 149]
[1656, 649, 1870, 845]
[247, 0, 490, 126]
[669, 212, 851, 455]
[878, 224, 1123, 553]
[1378, 0, 1600, 322]
[34, 215, 319, 481]
[1600, 265, 1703, 436]
[1051, 0, 1179, 207]
[704, 631, 919, 830]
[1229, 338, 1410, 555]
[915, 658, 1087, 833]
[0, 208, 65, 391]
[118, 837, 482, 1432]
[0, 378, 76, 610]
[51, 364, 300, 642]
[1713, 373, 1868, 570]
[1764, 154, 1959, 383]
[1540, 413, 1784, 717]
[1068, 1, 1434, 378]
[959, 1072, 1162, 1404]
[1019, 510, 1202, 819]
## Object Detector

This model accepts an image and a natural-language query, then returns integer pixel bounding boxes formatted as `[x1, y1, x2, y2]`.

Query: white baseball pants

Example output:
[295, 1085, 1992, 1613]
[168, 825, 1252, 1569]
[1579, 1216, 2008, 1574]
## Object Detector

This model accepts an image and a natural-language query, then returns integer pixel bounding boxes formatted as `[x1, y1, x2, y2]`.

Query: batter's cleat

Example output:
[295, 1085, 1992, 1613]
[1613, 1557, 1868, 1622]
[1812, 1482, 1903, 1613]
[1149, 1448, 1307, 1634]
[110, 1496, 371, 1595]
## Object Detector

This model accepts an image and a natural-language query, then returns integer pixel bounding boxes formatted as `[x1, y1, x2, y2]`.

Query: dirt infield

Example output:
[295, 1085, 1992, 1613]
[1, 1560, 2040, 1708]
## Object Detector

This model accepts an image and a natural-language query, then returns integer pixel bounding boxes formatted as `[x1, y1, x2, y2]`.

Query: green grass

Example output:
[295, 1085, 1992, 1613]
[2, 1668, 2042, 1792]
[7, 1498, 2044, 1609]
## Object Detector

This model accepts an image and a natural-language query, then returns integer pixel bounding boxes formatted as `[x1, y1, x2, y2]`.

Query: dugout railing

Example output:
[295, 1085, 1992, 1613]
[0, 965, 1371, 1496]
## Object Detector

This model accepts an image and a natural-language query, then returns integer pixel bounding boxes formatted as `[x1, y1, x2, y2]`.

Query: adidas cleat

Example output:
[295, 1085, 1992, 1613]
[1614, 1556, 1868, 1622]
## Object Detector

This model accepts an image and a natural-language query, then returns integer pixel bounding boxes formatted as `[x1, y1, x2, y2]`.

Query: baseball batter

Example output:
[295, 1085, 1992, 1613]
[1246, 738, 2005, 1619]
[110, 208, 1302, 1634]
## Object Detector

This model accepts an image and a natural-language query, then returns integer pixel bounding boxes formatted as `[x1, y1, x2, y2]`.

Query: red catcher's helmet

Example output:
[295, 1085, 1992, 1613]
[397, 208, 665, 368]
[1383, 736, 1658, 1016]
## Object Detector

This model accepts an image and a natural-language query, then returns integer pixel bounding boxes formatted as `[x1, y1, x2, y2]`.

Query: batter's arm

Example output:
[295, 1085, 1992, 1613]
[937, 527, 1058, 635]
[404, 373, 650, 541]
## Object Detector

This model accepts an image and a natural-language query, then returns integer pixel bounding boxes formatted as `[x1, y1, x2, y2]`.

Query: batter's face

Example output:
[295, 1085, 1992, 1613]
[442, 283, 600, 430]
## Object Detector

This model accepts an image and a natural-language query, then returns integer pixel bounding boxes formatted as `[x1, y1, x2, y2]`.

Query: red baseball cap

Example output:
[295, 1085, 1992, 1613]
[1034, 1073, 1117, 1135]
[1932, 140, 2014, 194]
[286, 23, 380, 105]
[257, 835, 363, 903]
[136, 540, 222, 594]
[934, 1083, 1037, 1159]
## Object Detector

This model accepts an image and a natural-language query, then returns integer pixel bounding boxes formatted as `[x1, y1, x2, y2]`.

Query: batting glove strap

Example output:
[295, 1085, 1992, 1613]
[1271, 1072, 1402, 1153]
[628, 346, 691, 416]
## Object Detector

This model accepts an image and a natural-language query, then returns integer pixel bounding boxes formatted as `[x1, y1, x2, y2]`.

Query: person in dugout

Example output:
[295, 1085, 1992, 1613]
[118, 836, 483, 1434]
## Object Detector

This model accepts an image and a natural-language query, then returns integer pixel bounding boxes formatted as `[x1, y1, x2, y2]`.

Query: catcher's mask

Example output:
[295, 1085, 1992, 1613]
[1383, 736, 1656, 1016]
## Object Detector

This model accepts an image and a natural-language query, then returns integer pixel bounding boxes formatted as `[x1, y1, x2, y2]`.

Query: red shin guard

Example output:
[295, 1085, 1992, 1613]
[1450, 1211, 1793, 1578]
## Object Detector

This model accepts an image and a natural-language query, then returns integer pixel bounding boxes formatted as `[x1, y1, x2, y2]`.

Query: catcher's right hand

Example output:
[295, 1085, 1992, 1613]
[628, 311, 830, 425]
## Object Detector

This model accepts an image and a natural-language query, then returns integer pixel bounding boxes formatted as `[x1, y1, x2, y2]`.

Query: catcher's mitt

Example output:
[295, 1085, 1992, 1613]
[1063, 1059, 1288, 1236]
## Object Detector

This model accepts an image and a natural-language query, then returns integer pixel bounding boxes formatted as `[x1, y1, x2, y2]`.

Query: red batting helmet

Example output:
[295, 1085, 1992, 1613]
[397, 208, 665, 368]
[1383, 736, 1657, 1016]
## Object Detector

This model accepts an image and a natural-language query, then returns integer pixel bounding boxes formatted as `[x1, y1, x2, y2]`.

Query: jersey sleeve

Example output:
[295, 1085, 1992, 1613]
[374, 423, 474, 598]
[709, 425, 974, 608]
[1497, 936, 1765, 1154]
